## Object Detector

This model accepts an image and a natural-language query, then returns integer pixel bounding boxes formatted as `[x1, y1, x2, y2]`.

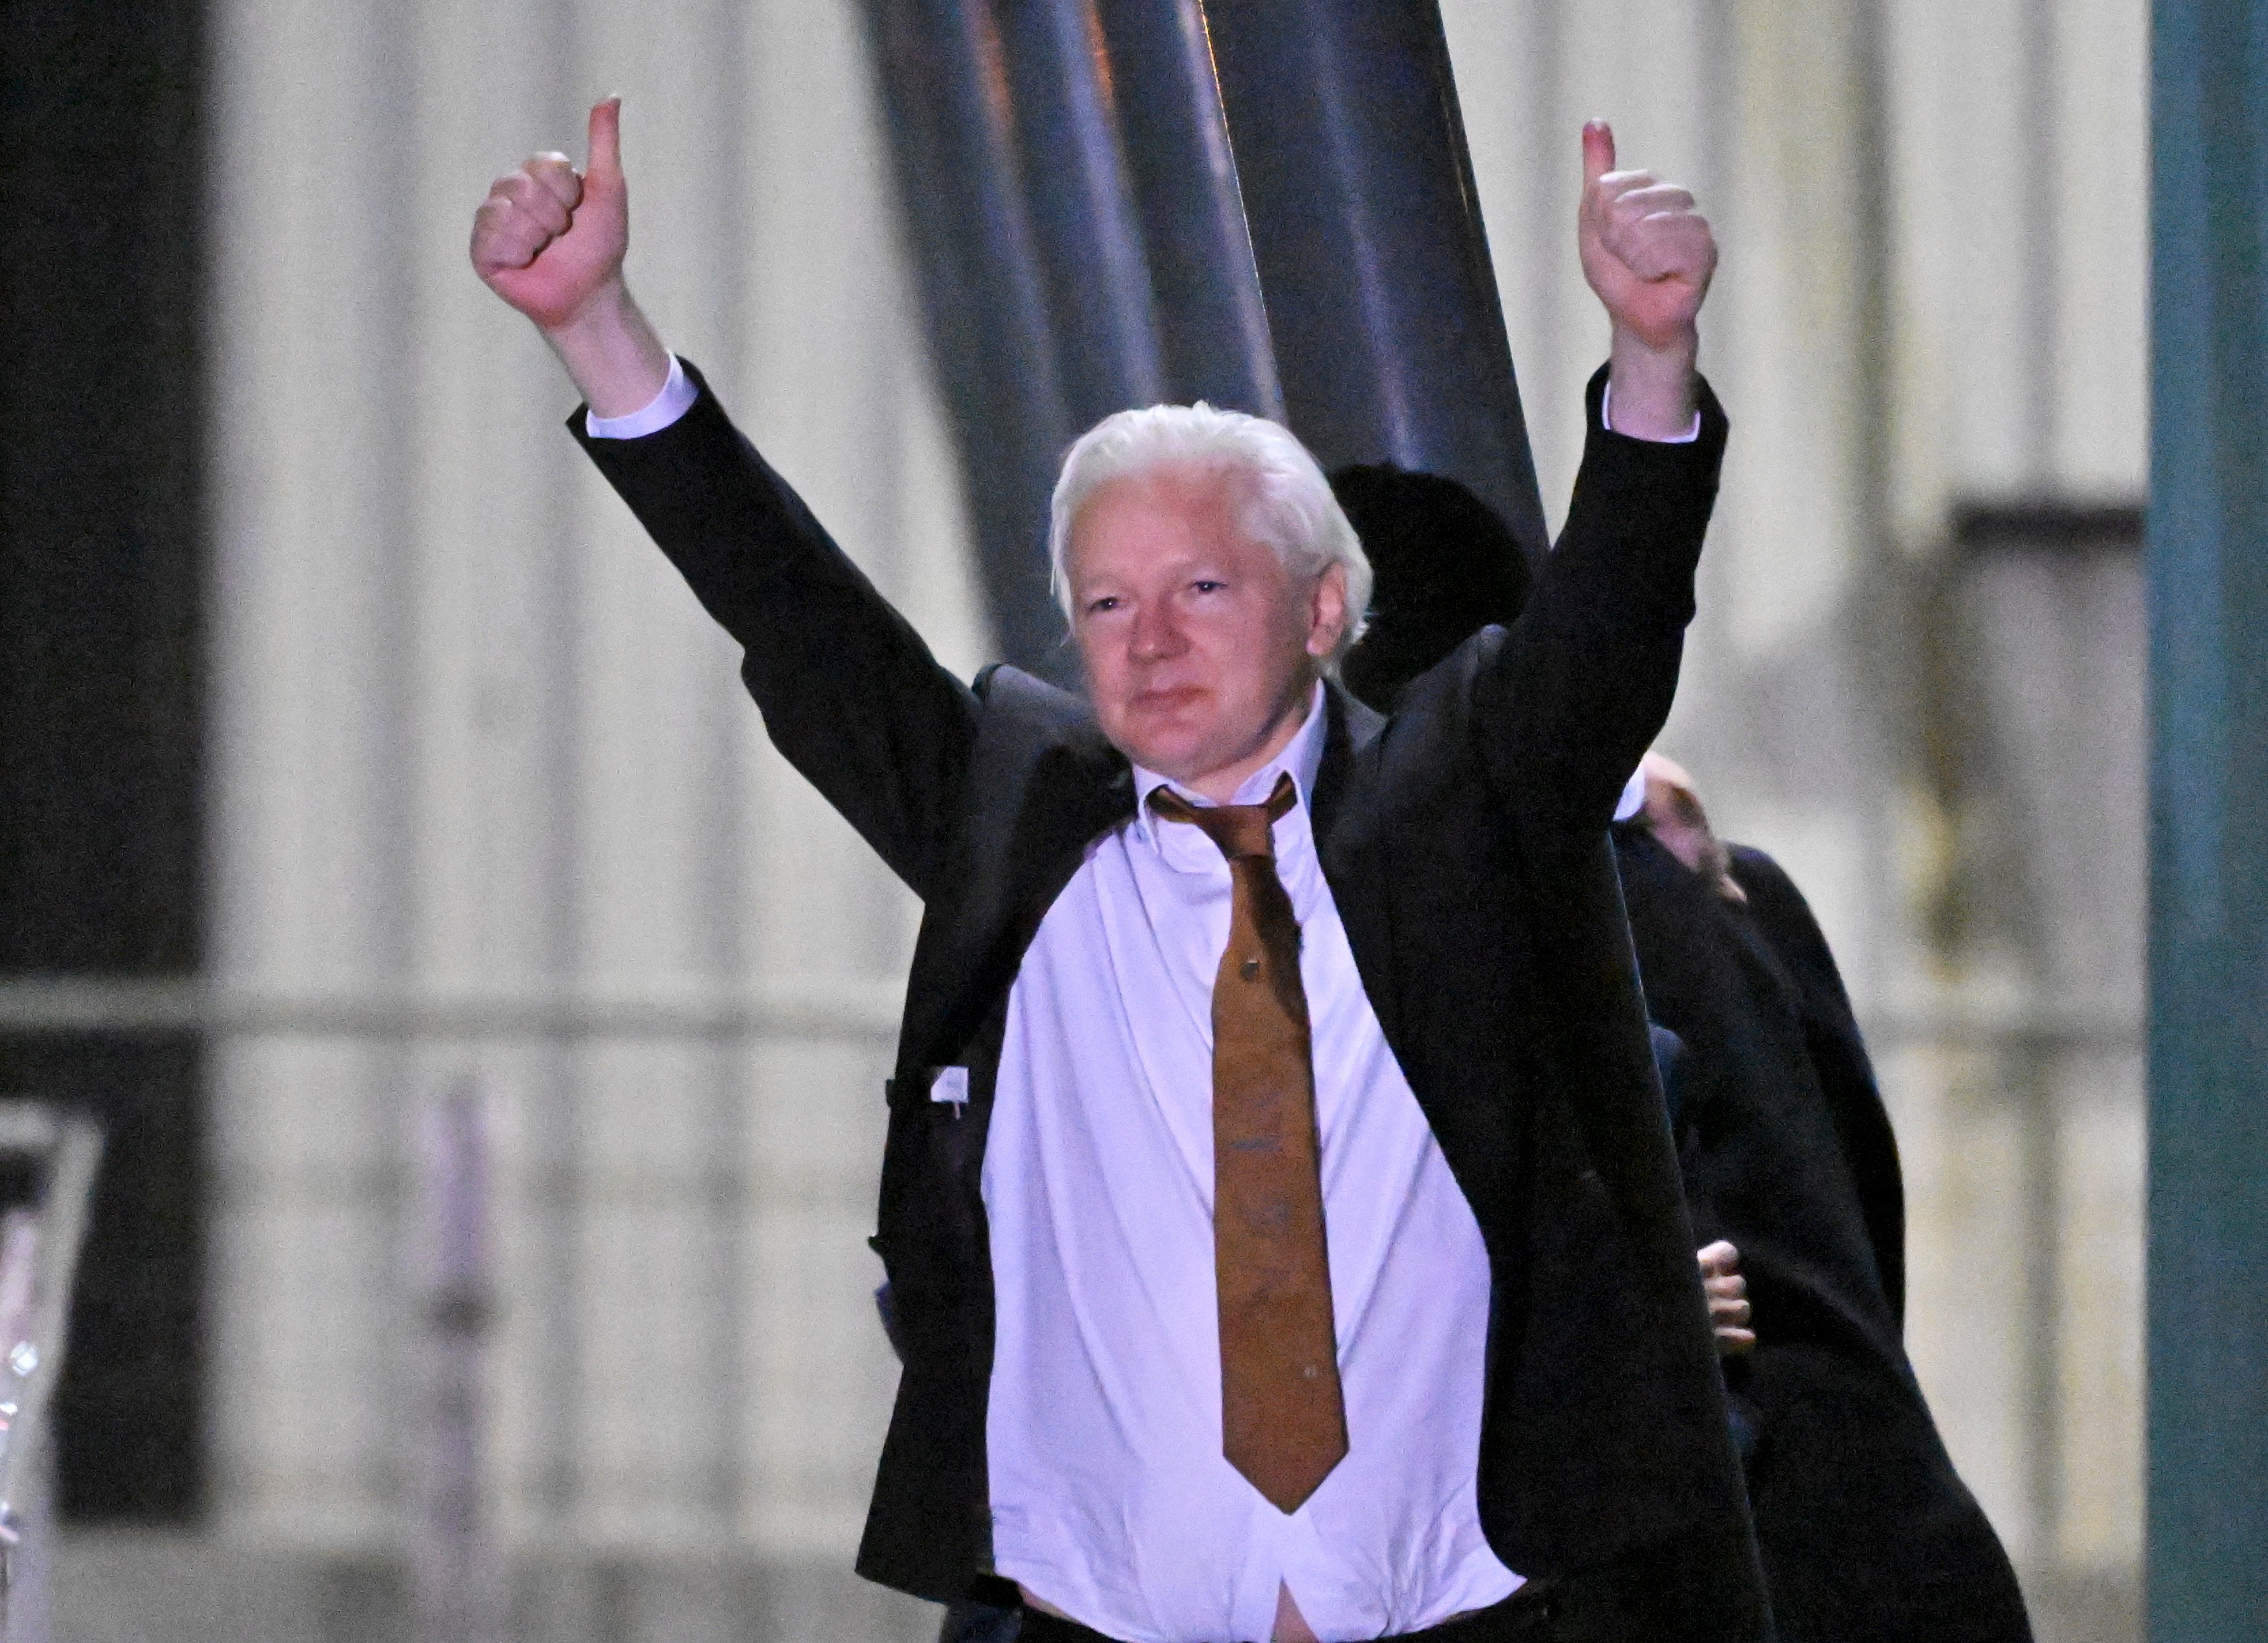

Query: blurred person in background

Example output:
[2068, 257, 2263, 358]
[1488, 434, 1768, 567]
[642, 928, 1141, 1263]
[470, 98, 1762, 1643]
[1331, 463, 2034, 1643]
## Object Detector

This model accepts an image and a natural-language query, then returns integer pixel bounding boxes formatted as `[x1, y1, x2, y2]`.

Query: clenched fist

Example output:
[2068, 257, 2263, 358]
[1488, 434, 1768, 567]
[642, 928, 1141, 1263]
[473, 98, 669, 417]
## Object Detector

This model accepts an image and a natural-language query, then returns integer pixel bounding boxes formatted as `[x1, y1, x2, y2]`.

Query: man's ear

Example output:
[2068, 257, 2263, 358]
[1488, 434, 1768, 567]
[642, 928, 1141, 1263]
[1306, 563, 1350, 659]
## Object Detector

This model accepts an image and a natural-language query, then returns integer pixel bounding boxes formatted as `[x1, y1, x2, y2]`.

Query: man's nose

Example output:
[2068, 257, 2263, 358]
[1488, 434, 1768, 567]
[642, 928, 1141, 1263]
[1130, 601, 1186, 661]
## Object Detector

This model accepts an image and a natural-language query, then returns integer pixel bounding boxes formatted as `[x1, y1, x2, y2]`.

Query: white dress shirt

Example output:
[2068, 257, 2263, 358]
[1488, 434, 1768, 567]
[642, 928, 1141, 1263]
[982, 689, 1519, 1642]
[588, 367, 1681, 1642]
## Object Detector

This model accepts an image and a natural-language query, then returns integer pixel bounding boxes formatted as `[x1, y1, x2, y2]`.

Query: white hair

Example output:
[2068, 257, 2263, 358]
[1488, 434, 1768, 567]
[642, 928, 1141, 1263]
[1048, 402, 1373, 672]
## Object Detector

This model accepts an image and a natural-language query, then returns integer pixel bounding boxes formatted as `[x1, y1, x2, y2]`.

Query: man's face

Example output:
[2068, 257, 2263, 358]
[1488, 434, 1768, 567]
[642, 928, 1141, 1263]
[1065, 464, 1347, 793]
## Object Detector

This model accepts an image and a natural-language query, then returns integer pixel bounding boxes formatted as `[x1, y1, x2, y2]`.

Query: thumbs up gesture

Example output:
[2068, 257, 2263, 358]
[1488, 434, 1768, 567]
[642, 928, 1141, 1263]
[1578, 121, 1716, 351]
[472, 100, 669, 417]
[473, 97, 630, 330]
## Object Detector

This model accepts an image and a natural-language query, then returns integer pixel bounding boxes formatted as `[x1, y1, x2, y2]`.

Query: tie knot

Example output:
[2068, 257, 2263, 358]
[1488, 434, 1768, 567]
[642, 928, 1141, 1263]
[1147, 771, 1298, 861]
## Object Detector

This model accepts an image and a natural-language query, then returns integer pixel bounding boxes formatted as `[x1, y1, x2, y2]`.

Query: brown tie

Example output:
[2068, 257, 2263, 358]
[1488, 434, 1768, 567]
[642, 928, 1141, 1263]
[1148, 771, 1348, 1512]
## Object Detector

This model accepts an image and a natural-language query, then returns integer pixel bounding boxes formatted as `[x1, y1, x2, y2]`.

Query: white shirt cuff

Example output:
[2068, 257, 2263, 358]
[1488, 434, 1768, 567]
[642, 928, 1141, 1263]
[1600, 379, 1702, 444]
[584, 356, 696, 439]
[1613, 763, 1648, 823]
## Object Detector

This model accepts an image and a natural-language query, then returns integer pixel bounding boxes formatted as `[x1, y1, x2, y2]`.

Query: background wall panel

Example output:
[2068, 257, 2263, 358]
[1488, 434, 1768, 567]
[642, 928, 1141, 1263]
[200, 2, 973, 1631]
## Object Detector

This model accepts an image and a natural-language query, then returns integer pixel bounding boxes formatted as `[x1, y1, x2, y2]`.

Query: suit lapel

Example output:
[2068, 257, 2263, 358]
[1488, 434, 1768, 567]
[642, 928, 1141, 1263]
[1313, 681, 1523, 1238]
[896, 667, 1134, 1074]
[1310, 684, 1400, 1051]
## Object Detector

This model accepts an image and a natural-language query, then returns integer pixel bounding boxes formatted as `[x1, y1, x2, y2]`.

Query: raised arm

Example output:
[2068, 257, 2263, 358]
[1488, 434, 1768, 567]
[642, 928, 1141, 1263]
[1479, 122, 1724, 831]
[472, 100, 978, 898]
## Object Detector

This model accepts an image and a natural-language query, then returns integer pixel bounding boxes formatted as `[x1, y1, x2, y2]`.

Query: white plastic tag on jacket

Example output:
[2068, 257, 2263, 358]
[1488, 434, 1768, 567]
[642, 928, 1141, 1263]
[931, 1067, 970, 1106]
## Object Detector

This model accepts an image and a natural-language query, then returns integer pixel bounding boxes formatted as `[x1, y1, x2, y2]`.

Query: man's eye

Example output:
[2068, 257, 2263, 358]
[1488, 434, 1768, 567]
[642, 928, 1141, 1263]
[1086, 596, 1121, 615]
[1191, 579, 1224, 594]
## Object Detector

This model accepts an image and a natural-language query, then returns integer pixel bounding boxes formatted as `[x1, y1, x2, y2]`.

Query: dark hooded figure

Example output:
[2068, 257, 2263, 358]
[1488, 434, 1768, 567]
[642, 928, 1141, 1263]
[1331, 463, 2034, 1643]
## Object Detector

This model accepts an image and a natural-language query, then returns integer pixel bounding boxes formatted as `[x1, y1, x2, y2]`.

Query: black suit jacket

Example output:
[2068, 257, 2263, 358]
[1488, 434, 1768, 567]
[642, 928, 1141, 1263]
[574, 361, 1769, 1640]
[1613, 827, 2032, 1643]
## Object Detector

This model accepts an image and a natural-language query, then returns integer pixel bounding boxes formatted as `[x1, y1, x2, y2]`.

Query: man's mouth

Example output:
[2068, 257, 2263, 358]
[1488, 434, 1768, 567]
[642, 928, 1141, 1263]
[1130, 685, 1205, 713]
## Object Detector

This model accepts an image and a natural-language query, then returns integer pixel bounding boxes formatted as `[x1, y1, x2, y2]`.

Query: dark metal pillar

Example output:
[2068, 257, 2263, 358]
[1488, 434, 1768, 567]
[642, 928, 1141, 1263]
[862, 0, 1549, 660]
[1199, 0, 1550, 565]
[2147, 4, 2268, 1637]
[861, 0, 1287, 682]
[992, 1, 1165, 429]
[1094, 0, 1283, 419]
[861, 0, 1081, 682]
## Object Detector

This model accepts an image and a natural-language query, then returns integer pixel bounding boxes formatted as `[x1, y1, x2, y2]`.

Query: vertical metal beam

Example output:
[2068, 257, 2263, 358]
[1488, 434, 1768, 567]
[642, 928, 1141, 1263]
[1094, 0, 1283, 418]
[993, 0, 1166, 428]
[1199, 0, 1549, 566]
[862, 0, 1288, 683]
[862, 0, 1549, 662]
[2148, 3, 2268, 1636]
[861, 0, 1081, 682]
[413, 1085, 503, 1643]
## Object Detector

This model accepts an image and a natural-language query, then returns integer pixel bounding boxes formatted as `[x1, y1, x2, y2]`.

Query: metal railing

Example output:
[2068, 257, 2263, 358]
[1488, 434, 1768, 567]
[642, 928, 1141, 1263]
[0, 975, 903, 1045]
[0, 971, 902, 1643]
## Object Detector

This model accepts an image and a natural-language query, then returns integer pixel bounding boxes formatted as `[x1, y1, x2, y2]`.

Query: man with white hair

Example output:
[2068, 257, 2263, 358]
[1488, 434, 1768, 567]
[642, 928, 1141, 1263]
[473, 99, 1759, 1643]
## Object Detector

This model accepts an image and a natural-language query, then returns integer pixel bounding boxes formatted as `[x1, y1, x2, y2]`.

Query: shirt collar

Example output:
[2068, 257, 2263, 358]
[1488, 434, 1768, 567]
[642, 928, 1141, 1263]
[1613, 761, 1648, 823]
[1131, 680, 1328, 842]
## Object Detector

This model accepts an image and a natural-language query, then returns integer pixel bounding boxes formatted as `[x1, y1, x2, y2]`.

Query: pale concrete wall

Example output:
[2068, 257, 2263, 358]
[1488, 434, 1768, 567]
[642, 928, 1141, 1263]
[201, 1, 974, 1631]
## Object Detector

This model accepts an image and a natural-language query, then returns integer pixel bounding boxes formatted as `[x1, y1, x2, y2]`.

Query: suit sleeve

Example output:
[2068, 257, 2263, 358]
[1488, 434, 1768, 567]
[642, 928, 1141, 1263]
[1475, 364, 1727, 832]
[570, 359, 979, 900]
[1728, 844, 1910, 1322]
